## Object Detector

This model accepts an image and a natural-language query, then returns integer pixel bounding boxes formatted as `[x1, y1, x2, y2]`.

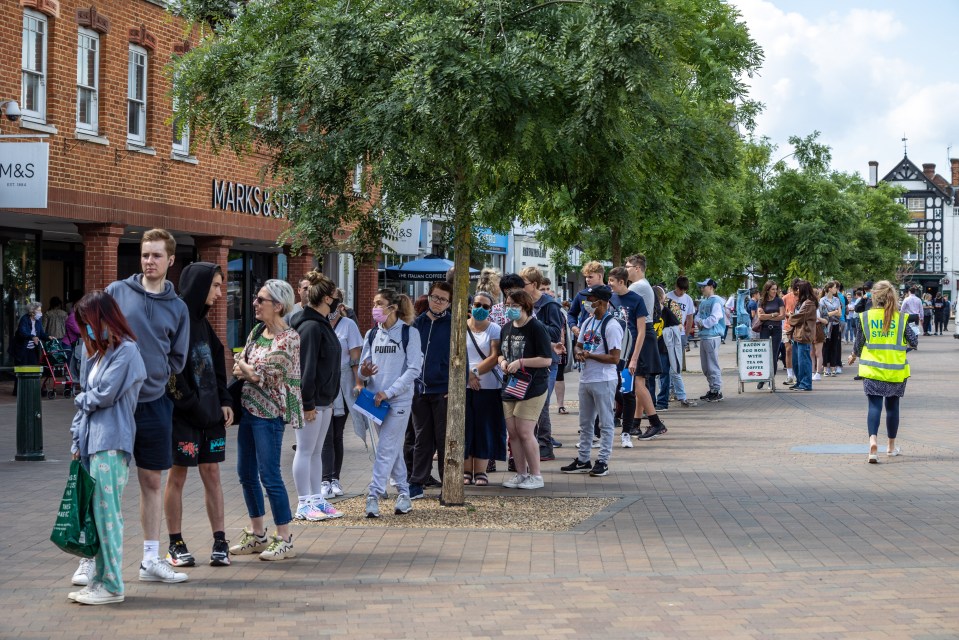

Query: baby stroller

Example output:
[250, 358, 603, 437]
[39, 338, 75, 399]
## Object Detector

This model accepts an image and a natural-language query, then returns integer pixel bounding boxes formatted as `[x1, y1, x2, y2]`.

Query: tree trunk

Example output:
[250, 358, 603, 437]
[441, 179, 470, 506]
[610, 226, 622, 267]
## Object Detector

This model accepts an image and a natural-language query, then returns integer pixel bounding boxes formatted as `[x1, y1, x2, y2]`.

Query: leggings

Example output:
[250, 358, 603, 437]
[322, 412, 348, 482]
[866, 395, 900, 439]
[292, 406, 333, 499]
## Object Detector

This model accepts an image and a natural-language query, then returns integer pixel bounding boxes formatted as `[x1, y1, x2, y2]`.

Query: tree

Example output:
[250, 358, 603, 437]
[171, 0, 762, 504]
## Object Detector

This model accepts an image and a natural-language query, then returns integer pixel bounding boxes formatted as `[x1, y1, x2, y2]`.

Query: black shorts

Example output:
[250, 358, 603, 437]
[556, 364, 565, 382]
[172, 420, 227, 466]
[133, 395, 174, 471]
[634, 326, 663, 377]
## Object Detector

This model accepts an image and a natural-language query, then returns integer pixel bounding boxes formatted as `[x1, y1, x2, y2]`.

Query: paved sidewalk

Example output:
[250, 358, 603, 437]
[2, 335, 959, 638]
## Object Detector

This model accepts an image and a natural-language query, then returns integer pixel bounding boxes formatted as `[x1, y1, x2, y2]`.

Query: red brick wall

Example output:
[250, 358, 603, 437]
[0, 0, 289, 241]
[77, 222, 123, 291]
[356, 260, 378, 334]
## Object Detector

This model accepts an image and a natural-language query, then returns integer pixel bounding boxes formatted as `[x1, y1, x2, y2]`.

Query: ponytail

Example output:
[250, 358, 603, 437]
[377, 288, 415, 324]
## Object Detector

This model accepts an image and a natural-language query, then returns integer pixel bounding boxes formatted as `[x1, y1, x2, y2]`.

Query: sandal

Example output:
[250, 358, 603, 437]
[473, 473, 489, 486]
[464, 473, 474, 485]
[558, 406, 568, 415]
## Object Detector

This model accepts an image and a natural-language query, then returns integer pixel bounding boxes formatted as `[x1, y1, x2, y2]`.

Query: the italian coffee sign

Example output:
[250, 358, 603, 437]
[0, 142, 49, 208]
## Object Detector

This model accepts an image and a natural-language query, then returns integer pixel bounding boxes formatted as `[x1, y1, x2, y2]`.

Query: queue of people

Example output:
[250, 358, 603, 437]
[54, 226, 926, 604]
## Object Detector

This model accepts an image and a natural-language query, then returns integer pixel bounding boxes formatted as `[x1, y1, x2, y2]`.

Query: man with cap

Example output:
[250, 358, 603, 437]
[560, 285, 623, 478]
[694, 278, 726, 402]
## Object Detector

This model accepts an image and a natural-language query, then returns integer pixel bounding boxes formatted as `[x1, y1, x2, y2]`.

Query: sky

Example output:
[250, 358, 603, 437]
[730, 0, 959, 182]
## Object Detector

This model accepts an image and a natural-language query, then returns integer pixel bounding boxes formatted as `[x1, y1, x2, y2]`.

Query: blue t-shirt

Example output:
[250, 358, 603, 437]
[610, 291, 647, 341]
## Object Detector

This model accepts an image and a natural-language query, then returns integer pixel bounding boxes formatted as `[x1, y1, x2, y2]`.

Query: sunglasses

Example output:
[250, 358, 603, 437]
[473, 303, 491, 310]
[253, 295, 276, 305]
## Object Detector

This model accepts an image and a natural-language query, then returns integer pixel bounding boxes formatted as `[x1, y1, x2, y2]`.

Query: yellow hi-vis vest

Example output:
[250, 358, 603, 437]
[858, 309, 910, 383]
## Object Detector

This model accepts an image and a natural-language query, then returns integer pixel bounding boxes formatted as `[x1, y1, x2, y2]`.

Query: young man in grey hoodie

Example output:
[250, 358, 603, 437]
[106, 229, 190, 583]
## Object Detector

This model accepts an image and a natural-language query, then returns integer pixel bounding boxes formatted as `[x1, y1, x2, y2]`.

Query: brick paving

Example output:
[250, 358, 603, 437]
[2, 335, 959, 638]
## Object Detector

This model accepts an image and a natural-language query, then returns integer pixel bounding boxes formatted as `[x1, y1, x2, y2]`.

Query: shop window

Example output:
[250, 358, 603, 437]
[127, 45, 148, 145]
[21, 10, 48, 123]
[76, 28, 99, 134]
[171, 75, 191, 157]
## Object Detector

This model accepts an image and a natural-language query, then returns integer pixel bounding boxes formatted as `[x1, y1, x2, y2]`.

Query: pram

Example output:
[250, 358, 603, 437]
[39, 338, 75, 399]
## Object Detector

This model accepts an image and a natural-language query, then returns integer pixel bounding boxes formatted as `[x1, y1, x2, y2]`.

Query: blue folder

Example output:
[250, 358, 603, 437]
[352, 388, 390, 425]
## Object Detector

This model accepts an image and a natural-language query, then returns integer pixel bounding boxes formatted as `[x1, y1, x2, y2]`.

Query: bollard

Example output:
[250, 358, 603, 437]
[15, 366, 45, 461]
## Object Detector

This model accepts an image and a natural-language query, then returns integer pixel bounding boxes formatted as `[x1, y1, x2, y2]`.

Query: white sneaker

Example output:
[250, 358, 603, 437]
[785, 376, 796, 385]
[74, 581, 124, 605]
[139, 557, 188, 583]
[68, 583, 95, 602]
[230, 528, 270, 555]
[502, 473, 526, 489]
[621, 433, 633, 448]
[591, 436, 601, 449]
[72, 557, 95, 586]
[294, 503, 328, 522]
[518, 474, 545, 490]
[320, 481, 332, 500]
[812, 373, 822, 381]
[259, 535, 296, 561]
[330, 479, 344, 497]
[835, 367, 842, 375]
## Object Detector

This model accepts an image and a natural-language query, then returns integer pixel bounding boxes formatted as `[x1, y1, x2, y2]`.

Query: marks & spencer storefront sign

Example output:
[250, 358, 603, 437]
[211, 179, 291, 218]
[0, 142, 48, 208]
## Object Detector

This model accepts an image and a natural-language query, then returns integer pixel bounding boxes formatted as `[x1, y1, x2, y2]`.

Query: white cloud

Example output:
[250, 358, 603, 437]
[731, 0, 959, 177]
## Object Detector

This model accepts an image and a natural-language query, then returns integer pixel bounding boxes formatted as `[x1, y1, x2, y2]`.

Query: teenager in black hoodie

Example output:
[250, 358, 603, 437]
[290, 271, 343, 520]
[163, 262, 234, 567]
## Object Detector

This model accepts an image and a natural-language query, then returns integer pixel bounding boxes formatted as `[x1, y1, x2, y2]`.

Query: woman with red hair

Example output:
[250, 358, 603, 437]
[67, 291, 146, 605]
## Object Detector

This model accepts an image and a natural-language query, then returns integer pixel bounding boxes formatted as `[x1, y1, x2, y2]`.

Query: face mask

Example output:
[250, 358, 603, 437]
[582, 301, 594, 315]
[372, 307, 390, 324]
[471, 307, 490, 322]
[86, 325, 108, 340]
[505, 307, 521, 321]
[328, 311, 340, 323]
[35, 311, 42, 320]
[431, 308, 448, 319]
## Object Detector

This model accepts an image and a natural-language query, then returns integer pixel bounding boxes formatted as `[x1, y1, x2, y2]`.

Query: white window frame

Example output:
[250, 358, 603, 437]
[171, 75, 190, 156]
[352, 159, 364, 193]
[127, 45, 148, 145]
[21, 10, 48, 123]
[76, 28, 99, 134]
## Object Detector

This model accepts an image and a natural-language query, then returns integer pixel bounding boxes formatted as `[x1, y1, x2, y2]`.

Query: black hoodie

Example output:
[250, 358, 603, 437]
[291, 306, 341, 411]
[167, 262, 230, 429]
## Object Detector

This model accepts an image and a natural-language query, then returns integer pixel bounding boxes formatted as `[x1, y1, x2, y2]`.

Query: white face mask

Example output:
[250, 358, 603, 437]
[582, 301, 594, 315]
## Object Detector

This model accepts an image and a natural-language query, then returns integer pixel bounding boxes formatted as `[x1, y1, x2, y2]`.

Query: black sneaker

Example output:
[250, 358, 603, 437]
[166, 540, 196, 567]
[424, 476, 443, 488]
[629, 426, 643, 437]
[560, 458, 592, 474]
[637, 423, 667, 440]
[706, 391, 724, 402]
[508, 457, 517, 472]
[589, 461, 609, 477]
[551, 437, 563, 449]
[699, 392, 712, 400]
[210, 539, 231, 567]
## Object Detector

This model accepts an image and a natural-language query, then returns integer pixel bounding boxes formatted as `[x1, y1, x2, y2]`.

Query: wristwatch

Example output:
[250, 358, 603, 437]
[470, 367, 480, 377]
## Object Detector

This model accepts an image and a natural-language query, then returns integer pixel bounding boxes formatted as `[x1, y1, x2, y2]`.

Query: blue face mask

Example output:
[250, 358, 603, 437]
[86, 325, 108, 340]
[505, 307, 522, 321]
[471, 307, 490, 322]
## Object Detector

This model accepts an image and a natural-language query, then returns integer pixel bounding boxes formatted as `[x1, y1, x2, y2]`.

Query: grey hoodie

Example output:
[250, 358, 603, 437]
[358, 320, 423, 407]
[106, 274, 189, 402]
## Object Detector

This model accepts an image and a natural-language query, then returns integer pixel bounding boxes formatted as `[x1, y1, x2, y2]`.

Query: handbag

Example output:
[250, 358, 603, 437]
[503, 364, 532, 400]
[50, 459, 100, 558]
[467, 325, 504, 385]
[229, 323, 266, 416]
[751, 316, 762, 333]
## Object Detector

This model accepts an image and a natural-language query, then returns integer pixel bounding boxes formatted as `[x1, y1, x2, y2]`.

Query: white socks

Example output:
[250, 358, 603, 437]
[142, 540, 159, 565]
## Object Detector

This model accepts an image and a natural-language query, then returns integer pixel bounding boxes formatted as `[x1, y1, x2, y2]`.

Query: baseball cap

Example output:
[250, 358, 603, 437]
[697, 278, 718, 288]
[581, 285, 613, 301]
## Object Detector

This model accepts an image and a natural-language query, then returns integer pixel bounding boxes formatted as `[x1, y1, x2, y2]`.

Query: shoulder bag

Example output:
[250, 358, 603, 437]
[228, 323, 266, 417]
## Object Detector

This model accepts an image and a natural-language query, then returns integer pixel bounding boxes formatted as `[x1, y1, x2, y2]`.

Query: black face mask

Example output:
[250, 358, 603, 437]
[431, 308, 448, 319]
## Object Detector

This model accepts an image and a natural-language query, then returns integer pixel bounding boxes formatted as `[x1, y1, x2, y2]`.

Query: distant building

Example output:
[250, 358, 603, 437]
[872, 156, 959, 301]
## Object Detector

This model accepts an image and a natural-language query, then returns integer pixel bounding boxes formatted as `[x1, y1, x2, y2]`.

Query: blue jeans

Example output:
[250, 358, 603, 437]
[655, 349, 671, 408]
[792, 342, 812, 390]
[237, 410, 292, 526]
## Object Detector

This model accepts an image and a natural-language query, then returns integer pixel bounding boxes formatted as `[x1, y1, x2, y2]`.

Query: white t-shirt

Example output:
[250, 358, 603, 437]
[628, 278, 655, 324]
[666, 291, 695, 333]
[578, 313, 623, 383]
[333, 316, 363, 367]
[466, 322, 502, 390]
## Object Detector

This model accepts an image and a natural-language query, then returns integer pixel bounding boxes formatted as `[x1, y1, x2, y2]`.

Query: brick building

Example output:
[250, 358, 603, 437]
[0, 0, 376, 364]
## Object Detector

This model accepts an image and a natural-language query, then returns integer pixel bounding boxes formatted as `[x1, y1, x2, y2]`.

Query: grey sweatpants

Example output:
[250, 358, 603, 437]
[367, 406, 410, 498]
[700, 336, 722, 392]
[577, 380, 617, 464]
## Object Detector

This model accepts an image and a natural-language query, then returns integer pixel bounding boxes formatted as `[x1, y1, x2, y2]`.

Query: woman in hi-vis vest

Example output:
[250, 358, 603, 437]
[848, 281, 918, 463]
